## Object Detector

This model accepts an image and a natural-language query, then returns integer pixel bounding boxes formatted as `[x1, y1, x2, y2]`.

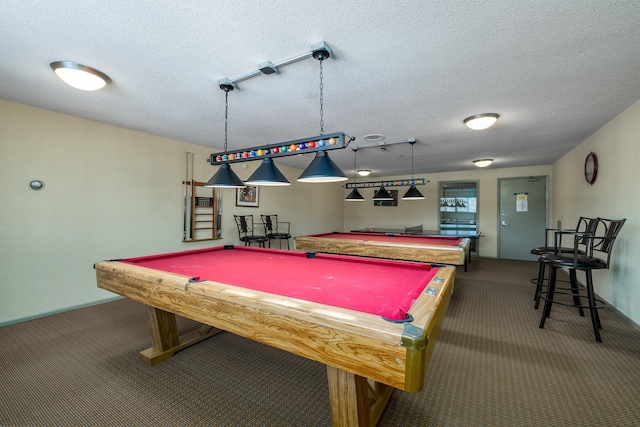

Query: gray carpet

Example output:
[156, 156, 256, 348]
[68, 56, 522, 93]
[1, 258, 639, 426]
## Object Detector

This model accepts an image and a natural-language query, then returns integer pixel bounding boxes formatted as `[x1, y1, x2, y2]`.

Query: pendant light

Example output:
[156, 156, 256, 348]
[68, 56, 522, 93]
[371, 144, 393, 201]
[298, 48, 347, 183]
[402, 140, 425, 200]
[345, 149, 365, 201]
[372, 186, 394, 201]
[245, 157, 290, 186]
[205, 84, 245, 188]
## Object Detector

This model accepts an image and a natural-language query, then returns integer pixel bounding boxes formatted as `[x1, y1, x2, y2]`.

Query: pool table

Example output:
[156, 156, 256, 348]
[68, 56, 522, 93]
[295, 231, 471, 271]
[95, 245, 454, 427]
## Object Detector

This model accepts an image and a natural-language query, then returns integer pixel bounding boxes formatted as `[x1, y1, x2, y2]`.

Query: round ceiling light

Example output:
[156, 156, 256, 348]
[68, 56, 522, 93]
[50, 61, 111, 91]
[357, 169, 371, 176]
[473, 159, 494, 167]
[363, 134, 385, 141]
[464, 113, 499, 130]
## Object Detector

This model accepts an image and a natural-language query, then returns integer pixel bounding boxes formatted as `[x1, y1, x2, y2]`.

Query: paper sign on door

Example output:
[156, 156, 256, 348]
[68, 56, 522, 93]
[515, 192, 528, 212]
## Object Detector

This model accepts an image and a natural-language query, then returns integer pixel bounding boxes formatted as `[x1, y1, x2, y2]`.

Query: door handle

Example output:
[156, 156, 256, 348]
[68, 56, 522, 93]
[501, 220, 509, 226]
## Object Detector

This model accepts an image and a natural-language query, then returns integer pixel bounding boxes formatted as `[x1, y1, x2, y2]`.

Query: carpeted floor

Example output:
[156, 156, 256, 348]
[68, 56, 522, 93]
[1, 257, 639, 426]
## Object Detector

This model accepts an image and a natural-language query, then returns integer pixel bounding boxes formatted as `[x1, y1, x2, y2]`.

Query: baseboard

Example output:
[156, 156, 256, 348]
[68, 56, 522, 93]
[0, 296, 123, 327]
[555, 266, 640, 331]
[604, 298, 640, 331]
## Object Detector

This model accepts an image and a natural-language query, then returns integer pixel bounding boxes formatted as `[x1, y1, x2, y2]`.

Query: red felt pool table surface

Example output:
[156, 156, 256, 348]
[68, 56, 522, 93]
[123, 245, 438, 321]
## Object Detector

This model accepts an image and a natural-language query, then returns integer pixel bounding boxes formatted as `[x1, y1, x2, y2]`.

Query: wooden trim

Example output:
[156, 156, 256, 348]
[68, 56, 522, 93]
[295, 235, 469, 266]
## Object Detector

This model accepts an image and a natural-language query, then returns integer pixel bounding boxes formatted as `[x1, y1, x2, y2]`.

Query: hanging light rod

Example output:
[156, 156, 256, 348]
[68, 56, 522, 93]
[345, 148, 365, 201]
[204, 82, 245, 187]
[218, 42, 333, 88]
[345, 178, 428, 189]
[209, 41, 349, 184]
[207, 132, 353, 166]
[401, 139, 425, 200]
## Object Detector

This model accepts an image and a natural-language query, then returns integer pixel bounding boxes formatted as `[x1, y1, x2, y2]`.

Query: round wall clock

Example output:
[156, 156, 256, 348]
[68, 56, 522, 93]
[584, 152, 598, 185]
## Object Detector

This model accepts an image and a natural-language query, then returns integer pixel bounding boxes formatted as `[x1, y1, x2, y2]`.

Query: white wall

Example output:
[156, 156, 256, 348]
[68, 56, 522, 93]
[343, 165, 553, 258]
[551, 98, 640, 324]
[0, 100, 343, 325]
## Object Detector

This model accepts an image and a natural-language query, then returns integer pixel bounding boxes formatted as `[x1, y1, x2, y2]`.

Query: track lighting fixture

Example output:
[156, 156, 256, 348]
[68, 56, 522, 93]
[206, 42, 351, 185]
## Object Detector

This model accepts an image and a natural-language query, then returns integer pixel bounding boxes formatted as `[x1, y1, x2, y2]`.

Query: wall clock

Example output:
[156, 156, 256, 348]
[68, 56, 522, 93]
[584, 152, 598, 185]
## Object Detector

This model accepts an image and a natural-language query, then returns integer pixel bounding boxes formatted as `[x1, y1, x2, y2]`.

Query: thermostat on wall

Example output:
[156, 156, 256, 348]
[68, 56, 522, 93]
[28, 179, 45, 190]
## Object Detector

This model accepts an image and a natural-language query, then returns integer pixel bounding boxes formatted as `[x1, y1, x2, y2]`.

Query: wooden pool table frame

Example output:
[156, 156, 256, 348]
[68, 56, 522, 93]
[295, 232, 470, 270]
[95, 250, 454, 427]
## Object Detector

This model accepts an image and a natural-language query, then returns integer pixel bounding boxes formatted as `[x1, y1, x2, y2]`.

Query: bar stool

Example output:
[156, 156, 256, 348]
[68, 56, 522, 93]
[537, 218, 626, 342]
[234, 215, 268, 247]
[530, 217, 597, 309]
[261, 214, 291, 249]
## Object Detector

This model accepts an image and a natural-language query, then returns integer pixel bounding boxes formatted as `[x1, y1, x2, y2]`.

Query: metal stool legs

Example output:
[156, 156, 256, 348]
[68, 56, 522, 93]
[539, 266, 601, 342]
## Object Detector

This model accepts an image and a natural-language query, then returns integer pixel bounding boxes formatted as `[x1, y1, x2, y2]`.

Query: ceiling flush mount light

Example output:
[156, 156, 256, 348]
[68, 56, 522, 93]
[363, 134, 385, 142]
[357, 169, 371, 177]
[50, 61, 111, 91]
[464, 113, 499, 130]
[473, 159, 494, 167]
[401, 140, 425, 200]
[205, 83, 245, 188]
[298, 45, 348, 183]
[345, 149, 365, 201]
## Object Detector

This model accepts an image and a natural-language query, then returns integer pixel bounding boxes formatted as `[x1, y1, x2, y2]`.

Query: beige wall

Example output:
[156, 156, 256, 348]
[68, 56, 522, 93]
[343, 165, 553, 258]
[0, 100, 342, 325]
[551, 98, 640, 324]
[2, 96, 638, 327]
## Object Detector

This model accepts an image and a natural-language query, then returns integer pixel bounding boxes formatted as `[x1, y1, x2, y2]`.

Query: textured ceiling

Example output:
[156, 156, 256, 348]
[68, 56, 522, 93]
[2, 1, 640, 178]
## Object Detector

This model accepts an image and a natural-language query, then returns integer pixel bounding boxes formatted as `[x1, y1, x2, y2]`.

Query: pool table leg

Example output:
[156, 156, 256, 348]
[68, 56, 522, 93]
[327, 365, 394, 427]
[140, 306, 223, 365]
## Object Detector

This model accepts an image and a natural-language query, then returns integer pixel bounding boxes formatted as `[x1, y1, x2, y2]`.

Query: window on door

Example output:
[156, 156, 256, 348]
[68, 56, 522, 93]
[439, 181, 478, 253]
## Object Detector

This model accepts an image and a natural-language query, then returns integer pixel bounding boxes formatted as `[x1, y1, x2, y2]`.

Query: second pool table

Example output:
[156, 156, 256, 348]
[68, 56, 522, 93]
[295, 231, 471, 270]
